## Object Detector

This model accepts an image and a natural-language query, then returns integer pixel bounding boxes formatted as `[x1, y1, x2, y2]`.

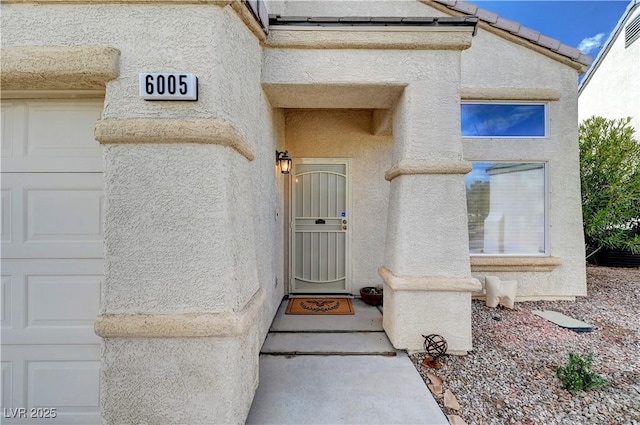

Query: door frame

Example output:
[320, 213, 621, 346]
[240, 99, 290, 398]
[288, 158, 353, 295]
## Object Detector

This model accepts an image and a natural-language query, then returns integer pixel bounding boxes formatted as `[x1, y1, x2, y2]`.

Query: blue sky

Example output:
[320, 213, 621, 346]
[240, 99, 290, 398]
[473, 1, 630, 58]
[461, 104, 545, 136]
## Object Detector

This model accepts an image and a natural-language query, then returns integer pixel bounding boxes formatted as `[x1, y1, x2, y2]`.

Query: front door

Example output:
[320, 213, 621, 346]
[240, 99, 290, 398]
[290, 159, 351, 294]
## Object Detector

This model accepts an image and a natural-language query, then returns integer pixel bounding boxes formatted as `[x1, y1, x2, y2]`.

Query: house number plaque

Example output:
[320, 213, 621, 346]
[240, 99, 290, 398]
[139, 73, 198, 101]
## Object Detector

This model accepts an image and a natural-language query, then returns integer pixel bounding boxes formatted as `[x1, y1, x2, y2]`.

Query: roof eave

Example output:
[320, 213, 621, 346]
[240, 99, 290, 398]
[268, 14, 479, 29]
[424, 0, 591, 72]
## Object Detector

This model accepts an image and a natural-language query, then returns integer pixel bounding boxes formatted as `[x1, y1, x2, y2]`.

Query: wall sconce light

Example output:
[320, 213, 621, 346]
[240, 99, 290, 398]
[276, 150, 291, 174]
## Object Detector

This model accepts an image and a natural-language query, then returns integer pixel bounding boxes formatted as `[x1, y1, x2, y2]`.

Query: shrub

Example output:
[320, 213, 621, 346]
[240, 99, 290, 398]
[579, 117, 640, 256]
[361, 286, 383, 295]
[557, 352, 607, 393]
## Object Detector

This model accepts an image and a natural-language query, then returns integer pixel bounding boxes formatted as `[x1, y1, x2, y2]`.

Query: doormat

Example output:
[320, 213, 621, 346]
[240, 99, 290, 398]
[285, 298, 355, 315]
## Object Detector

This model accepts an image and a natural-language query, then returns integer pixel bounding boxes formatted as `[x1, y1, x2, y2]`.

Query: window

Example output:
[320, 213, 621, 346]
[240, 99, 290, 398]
[625, 13, 640, 47]
[466, 162, 547, 255]
[461, 103, 546, 137]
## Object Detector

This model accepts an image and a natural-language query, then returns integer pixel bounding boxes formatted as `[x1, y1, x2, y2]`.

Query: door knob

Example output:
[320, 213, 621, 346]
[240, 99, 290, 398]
[342, 225, 347, 230]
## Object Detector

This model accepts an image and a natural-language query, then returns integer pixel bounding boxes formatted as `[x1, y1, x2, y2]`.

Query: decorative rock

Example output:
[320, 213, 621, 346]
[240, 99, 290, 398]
[447, 414, 468, 425]
[409, 266, 640, 425]
[428, 383, 443, 395]
[427, 373, 443, 386]
[422, 357, 441, 369]
[444, 389, 461, 410]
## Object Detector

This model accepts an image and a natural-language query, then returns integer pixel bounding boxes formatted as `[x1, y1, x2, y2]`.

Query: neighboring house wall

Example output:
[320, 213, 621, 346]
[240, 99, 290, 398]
[579, 4, 640, 131]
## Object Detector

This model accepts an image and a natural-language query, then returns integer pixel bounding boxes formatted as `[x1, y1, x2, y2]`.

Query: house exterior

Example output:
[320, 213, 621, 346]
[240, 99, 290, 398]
[579, 0, 640, 131]
[1, 0, 590, 423]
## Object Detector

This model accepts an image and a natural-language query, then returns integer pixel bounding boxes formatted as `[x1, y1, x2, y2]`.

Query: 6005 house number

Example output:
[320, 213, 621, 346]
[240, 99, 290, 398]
[139, 73, 198, 101]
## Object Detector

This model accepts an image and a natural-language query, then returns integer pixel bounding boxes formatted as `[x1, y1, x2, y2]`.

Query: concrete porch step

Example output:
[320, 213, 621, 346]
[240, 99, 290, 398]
[261, 331, 397, 356]
[270, 298, 383, 332]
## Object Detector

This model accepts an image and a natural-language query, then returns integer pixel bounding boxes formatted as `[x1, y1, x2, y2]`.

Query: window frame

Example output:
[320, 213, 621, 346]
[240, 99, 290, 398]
[465, 160, 550, 257]
[460, 102, 549, 139]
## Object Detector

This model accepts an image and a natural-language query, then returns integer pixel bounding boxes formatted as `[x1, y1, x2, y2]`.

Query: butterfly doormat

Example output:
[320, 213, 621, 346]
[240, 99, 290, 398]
[285, 298, 355, 315]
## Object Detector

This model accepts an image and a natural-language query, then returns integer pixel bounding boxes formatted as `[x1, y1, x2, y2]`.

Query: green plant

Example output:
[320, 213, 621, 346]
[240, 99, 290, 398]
[579, 117, 640, 256]
[362, 286, 383, 295]
[556, 352, 607, 393]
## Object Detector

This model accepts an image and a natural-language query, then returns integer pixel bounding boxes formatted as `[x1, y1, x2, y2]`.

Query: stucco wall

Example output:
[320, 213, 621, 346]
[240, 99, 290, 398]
[101, 333, 260, 424]
[2, 3, 283, 422]
[2, 0, 283, 330]
[385, 73, 473, 280]
[284, 109, 392, 291]
[264, 49, 463, 86]
[3, 0, 589, 392]
[253, 104, 287, 343]
[261, 1, 587, 302]
[2, 6, 231, 118]
[460, 29, 587, 298]
[103, 143, 260, 314]
[263, 25, 478, 349]
[265, 0, 449, 18]
[579, 7, 640, 132]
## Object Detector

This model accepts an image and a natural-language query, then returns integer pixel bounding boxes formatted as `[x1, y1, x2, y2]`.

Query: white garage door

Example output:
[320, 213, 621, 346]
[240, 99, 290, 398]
[1, 99, 104, 424]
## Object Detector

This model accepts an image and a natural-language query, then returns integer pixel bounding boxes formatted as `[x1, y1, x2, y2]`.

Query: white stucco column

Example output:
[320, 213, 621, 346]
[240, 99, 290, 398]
[94, 120, 263, 424]
[381, 76, 481, 354]
[84, 4, 269, 423]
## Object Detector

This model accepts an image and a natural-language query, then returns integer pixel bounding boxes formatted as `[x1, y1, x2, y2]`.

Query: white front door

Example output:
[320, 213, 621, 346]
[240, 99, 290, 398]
[290, 159, 351, 294]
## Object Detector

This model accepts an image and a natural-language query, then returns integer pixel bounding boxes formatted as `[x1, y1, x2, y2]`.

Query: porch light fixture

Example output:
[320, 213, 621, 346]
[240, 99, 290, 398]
[276, 150, 291, 174]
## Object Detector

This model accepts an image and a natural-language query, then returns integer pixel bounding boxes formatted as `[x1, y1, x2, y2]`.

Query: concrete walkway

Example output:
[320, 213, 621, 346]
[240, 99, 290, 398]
[246, 299, 448, 425]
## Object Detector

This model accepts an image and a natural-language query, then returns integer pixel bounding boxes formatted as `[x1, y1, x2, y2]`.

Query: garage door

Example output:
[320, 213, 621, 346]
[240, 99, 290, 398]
[1, 99, 104, 424]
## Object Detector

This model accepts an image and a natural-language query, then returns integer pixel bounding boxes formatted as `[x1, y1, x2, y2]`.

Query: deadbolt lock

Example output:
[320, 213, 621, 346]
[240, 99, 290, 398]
[342, 220, 347, 224]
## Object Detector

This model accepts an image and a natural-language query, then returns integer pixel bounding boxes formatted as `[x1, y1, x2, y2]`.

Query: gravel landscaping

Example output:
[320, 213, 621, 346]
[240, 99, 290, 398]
[411, 265, 640, 425]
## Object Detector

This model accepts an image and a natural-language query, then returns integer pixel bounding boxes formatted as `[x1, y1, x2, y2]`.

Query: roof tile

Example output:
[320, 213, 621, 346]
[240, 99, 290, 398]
[275, 16, 309, 22]
[370, 17, 404, 23]
[451, 1, 478, 15]
[338, 17, 371, 23]
[556, 43, 582, 59]
[475, 8, 499, 24]
[402, 17, 437, 23]
[307, 17, 339, 23]
[492, 16, 521, 33]
[429, 0, 591, 66]
[578, 53, 593, 66]
[516, 26, 541, 43]
[270, 14, 475, 29]
[437, 16, 468, 23]
[536, 34, 561, 50]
